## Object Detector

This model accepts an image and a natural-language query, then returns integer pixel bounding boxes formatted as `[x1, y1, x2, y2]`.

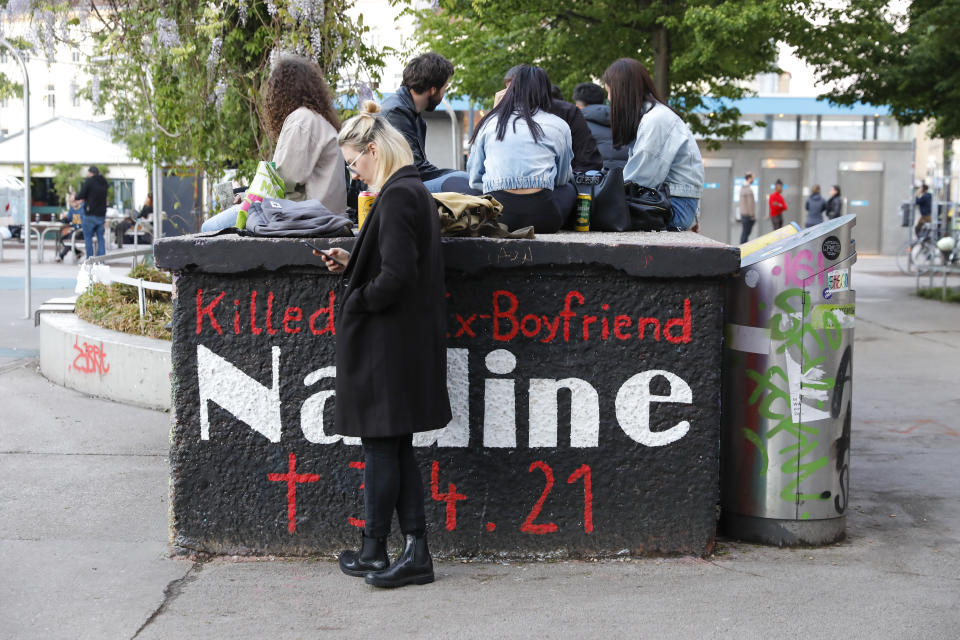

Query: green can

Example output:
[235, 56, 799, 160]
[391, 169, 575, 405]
[575, 193, 591, 232]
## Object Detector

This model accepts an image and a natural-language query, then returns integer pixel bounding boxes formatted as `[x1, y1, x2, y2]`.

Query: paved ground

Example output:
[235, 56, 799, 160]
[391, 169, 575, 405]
[1, 239, 959, 639]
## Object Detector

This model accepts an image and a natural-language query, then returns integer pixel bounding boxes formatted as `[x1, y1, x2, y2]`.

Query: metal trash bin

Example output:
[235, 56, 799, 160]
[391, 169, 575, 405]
[721, 214, 857, 545]
[900, 201, 913, 227]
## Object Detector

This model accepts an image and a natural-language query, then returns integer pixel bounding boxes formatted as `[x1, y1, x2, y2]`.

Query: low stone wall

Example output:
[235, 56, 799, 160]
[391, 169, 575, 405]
[156, 232, 739, 558]
[39, 313, 171, 410]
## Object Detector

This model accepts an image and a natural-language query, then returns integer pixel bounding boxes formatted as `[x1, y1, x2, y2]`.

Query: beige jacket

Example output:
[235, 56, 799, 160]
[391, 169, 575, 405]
[739, 183, 756, 219]
[273, 107, 348, 214]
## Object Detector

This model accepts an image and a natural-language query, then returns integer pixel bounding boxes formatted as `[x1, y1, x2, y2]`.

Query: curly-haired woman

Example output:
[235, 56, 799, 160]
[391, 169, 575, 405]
[202, 55, 348, 231]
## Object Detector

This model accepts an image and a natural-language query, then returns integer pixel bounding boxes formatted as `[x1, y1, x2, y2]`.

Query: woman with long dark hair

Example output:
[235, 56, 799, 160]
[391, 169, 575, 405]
[316, 101, 450, 589]
[825, 185, 843, 219]
[202, 55, 347, 230]
[467, 64, 575, 233]
[602, 58, 704, 230]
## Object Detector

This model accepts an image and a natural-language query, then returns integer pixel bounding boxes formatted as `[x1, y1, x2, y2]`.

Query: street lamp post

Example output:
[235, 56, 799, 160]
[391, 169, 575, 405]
[0, 37, 32, 319]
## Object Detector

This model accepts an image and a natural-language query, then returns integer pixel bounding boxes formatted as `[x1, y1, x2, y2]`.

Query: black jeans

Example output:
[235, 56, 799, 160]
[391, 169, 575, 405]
[361, 434, 426, 538]
[490, 182, 577, 234]
[739, 217, 755, 243]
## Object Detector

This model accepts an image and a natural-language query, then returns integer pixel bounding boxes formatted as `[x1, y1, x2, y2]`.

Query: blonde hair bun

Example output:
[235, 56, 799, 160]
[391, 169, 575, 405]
[361, 100, 381, 115]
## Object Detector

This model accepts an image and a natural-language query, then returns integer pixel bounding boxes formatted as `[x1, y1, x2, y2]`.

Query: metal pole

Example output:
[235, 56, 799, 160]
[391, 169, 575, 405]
[154, 159, 163, 244]
[0, 38, 32, 318]
[145, 69, 163, 245]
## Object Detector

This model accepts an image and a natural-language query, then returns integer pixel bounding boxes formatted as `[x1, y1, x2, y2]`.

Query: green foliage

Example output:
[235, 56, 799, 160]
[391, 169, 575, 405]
[795, 0, 960, 139]
[0, 34, 32, 100]
[916, 286, 960, 304]
[35, 0, 389, 180]
[50, 163, 84, 205]
[403, 0, 806, 142]
[75, 265, 173, 340]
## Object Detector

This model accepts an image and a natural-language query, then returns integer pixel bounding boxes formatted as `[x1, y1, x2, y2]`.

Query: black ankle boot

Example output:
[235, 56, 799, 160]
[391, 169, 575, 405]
[338, 531, 389, 577]
[364, 533, 434, 588]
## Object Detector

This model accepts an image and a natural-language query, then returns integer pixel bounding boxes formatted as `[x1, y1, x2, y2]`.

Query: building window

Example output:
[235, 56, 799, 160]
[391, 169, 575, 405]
[770, 113, 796, 140]
[738, 115, 767, 141]
[70, 82, 80, 107]
[71, 48, 80, 63]
[45, 84, 55, 109]
[0, 51, 6, 64]
[109, 179, 135, 212]
[875, 116, 901, 141]
[0, 97, 8, 108]
[819, 116, 864, 141]
[799, 117, 818, 141]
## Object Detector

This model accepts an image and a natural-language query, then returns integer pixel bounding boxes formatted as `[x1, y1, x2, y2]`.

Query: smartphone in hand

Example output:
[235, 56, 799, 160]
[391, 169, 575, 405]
[303, 240, 347, 266]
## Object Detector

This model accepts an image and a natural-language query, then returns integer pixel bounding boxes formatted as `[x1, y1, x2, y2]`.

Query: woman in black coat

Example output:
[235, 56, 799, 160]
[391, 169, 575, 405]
[316, 100, 451, 589]
[825, 185, 843, 220]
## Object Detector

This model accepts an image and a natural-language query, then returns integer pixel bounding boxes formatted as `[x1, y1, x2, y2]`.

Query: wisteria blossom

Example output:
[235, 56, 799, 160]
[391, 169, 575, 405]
[155, 17, 180, 49]
[207, 36, 222, 75]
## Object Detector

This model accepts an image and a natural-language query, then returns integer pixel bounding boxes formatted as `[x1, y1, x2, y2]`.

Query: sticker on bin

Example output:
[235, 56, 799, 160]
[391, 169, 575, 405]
[826, 268, 850, 292]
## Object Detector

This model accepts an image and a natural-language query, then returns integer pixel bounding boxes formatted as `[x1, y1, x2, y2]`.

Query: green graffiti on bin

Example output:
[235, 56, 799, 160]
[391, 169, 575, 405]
[742, 286, 844, 507]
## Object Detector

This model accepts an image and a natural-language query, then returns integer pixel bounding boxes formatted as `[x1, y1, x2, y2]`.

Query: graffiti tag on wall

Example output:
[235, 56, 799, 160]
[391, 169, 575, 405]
[71, 338, 110, 375]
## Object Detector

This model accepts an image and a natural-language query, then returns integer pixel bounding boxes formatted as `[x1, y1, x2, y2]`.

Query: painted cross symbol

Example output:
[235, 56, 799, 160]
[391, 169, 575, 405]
[268, 453, 320, 533]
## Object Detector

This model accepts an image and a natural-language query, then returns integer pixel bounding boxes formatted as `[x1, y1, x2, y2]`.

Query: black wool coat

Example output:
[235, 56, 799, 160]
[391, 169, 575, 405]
[333, 165, 452, 438]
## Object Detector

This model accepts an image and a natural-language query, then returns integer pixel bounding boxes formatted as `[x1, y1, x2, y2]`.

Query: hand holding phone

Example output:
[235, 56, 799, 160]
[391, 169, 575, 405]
[303, 241, 349, 270]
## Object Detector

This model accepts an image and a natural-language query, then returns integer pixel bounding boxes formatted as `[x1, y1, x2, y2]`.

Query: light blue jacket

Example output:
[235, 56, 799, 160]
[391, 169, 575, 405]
[624, 101, 704, 199]
[468, 110, 574, 192]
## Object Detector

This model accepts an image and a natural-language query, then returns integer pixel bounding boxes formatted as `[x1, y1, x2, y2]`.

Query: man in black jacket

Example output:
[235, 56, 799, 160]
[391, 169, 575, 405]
[573, 82, 628, 170]
[381, 53, 476, 193]
[503, 66, 603, 172]
[72, 165, 109, 257]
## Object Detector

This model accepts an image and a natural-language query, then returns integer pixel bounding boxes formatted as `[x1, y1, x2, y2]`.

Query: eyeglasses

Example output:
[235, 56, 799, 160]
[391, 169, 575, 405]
[346, 148, 367, 175]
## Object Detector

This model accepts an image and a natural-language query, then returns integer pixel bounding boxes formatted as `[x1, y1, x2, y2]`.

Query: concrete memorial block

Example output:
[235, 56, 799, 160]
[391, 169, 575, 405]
[156, 232, 739, 558]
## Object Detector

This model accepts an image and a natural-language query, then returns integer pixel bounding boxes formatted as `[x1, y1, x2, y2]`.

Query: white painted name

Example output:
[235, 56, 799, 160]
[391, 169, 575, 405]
[197, 346, 694, 448]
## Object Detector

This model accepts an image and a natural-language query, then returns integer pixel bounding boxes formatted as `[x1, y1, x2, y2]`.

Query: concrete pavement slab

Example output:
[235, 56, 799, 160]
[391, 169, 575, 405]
[0, 360, 169, 456]
[0, 540, 191, 640]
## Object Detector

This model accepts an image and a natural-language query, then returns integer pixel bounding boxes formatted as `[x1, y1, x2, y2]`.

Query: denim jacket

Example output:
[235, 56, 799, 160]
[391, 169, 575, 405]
[623, 101, 704, 199]
[467, 110, 573, 192]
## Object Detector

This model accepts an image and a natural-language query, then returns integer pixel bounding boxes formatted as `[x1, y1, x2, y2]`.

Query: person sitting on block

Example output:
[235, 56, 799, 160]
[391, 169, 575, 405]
[381, 52, 476, 194]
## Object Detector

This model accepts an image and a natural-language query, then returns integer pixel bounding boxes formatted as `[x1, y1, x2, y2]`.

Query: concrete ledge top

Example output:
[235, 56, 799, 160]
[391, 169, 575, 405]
[155, 231, 740, 279]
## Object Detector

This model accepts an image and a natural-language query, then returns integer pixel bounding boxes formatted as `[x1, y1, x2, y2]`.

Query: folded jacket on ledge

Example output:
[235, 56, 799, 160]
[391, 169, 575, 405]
[432, 191, 534, 239]
[245, 197, 353, 237]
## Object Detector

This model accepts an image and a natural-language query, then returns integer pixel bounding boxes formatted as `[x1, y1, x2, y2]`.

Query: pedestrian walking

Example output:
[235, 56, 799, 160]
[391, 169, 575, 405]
[804, 184, 827, 228]
[738, 172, 756, 243]
[915, 183, 932, 236]
[316, 100, 451, 589]
[71, 166, 109, 257]
[768, 179, 787, 230]
[825, 185, 843, 219]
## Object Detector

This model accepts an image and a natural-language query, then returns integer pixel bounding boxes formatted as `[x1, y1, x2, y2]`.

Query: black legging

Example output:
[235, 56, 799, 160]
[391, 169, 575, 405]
[489, 182, 577, 234]
[361, 434, 426, 538]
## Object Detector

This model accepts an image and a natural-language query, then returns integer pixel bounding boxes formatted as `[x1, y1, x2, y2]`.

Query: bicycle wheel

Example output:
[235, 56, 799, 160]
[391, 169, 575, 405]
[911, 241, 937, 273]
[896, 240, 916, 275]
